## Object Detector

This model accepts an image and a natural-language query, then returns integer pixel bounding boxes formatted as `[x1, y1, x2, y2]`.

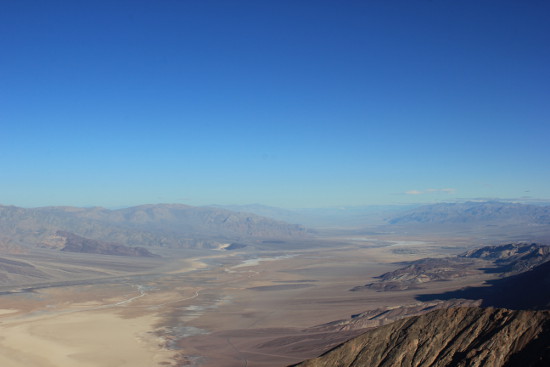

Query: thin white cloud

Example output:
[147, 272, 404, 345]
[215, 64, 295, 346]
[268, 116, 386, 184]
[405, 188, 456, 195]
[440, 188, 456, 194]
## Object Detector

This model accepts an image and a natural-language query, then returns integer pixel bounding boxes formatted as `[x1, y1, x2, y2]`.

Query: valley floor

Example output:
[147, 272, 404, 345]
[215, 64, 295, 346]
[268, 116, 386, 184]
[0, 234, 501, 367]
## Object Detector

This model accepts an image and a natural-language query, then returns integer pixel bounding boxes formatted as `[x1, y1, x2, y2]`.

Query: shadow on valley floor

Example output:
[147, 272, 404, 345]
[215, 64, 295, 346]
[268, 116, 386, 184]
[416, 260, 550, 310]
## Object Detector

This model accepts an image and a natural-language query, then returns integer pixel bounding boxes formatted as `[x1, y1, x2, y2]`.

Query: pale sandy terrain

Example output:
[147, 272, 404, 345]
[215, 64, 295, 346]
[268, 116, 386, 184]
[0, 310, 171, 367]
[0, 257, 207, 367]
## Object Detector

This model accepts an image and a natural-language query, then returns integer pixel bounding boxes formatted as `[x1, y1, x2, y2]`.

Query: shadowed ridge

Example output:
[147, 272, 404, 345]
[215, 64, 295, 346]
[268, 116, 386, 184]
[57, 231, 159, 257]
[416, 259, 550, 309]
[352, 243, 550, 292]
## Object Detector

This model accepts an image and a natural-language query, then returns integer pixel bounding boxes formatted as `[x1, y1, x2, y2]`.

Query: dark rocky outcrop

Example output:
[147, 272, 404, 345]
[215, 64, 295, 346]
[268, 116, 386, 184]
[352, 257, 482, 291]
[417, 258, 550, 310]
[353, 243, 550, 292]
[461, 242, 550, 274]
[291, 307, 550, 367]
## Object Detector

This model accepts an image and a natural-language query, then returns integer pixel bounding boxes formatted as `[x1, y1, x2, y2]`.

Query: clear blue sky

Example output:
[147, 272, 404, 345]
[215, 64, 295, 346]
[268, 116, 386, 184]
[1, 0, 549, 208]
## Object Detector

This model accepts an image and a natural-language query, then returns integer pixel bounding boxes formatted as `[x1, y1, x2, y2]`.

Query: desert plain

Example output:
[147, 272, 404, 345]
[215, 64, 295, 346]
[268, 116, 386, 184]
[0, 232, 499, 367]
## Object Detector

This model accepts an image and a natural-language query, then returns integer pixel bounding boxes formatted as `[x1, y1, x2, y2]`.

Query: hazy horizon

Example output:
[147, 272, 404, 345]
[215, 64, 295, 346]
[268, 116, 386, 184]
[2, 197, 550, 212]
[2, 0, 549, 209]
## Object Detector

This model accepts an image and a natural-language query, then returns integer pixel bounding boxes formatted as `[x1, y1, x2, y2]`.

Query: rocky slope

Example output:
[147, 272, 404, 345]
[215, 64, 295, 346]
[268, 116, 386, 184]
[353, 243, 549, 292]
[461, 242, 550, 274]
[290, 245, 550, 367]
[291, 307, 550, 367]
[314, 255, 550, 339]
[351, 257, 482, 291]
[417, 258, 550, 310]
[308, 299, 480, 333]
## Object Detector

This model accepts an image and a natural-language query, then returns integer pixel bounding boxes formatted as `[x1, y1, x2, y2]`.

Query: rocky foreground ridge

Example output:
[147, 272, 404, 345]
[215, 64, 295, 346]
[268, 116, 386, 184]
[292, 307, 550, 367]
[291, 244, 550, 366]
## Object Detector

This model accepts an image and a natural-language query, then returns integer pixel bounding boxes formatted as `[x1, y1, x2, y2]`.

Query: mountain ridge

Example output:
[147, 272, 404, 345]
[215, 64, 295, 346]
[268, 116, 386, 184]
[0, 203, 308, 250]
[387, 201, 550, 225]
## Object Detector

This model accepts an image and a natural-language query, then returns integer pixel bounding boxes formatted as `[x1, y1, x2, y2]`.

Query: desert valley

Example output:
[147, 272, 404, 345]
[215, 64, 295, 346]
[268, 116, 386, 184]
[0, 201, 549, 366]
[4, 1, 549, 366]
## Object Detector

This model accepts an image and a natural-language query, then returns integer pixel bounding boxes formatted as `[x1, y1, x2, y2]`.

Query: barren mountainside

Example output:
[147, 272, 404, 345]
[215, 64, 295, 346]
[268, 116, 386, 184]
[292, 307, 550, 367]
[461, 243, 550, 274]
[0, 204, 308, 249]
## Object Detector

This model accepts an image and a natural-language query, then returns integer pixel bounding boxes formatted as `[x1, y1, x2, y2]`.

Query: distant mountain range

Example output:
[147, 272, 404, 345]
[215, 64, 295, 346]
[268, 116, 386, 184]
[0, 204, 308, 251]
[387, 201, 550, 225]
[215, 201, 550, 235]
[380, 201, 550, 241]
[212, 203, 414, 228]
[2, 201, 549, 253]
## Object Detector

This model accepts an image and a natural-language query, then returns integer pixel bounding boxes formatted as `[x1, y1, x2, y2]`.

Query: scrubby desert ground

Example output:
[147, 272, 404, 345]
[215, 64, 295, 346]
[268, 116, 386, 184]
[0, 234, 497, 367]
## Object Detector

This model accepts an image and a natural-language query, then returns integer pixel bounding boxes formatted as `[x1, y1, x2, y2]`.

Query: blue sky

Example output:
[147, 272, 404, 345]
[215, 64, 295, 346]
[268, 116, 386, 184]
[1, 0, 549, 208]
